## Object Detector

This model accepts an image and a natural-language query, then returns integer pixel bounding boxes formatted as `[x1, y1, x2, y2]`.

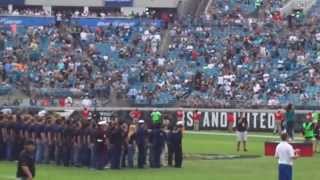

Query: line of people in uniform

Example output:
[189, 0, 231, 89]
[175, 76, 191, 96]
[0, 110, 184, 170]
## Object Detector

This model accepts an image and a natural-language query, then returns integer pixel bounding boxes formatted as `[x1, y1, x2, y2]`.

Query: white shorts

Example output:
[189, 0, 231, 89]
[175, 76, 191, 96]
[236, 131, 248, 142]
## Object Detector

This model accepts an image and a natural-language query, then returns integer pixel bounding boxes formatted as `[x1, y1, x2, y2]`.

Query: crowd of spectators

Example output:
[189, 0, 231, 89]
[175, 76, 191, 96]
[0, 9, 166, 106]
[0, 7, 125, 17]
[167, 0, 320, 107]
[1, 0, 320, 108]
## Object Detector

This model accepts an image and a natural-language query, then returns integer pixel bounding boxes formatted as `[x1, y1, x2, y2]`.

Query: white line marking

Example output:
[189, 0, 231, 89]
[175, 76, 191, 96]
[186, 131, 304, 140]
[0, 175, 16, 180]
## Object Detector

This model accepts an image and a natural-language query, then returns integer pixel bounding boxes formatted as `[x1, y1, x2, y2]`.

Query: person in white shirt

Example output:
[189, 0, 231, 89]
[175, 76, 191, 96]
[275, 133, 299, 180]
[81, 96, 92, 108]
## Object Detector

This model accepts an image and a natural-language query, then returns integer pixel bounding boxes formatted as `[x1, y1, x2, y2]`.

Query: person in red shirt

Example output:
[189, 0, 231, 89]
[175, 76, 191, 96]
[227, 112, 235, 132]
[191, 50, 198, 61]
[59, 97, 65, 107]
[274, 108, 284, 134]
[130, 108, 142, 123]
[82, 107, 90, 120]
[193, 110, 201, 131]
[176, 108, 184, 122]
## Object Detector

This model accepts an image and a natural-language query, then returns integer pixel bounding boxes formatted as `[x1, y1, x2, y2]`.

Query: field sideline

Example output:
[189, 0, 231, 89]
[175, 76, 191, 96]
[0, 131, 319, 180]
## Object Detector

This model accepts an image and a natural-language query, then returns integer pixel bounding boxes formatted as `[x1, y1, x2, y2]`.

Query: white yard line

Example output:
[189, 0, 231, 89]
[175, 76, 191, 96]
[186, 131, 304, 140]
[0, 175, 16, 180]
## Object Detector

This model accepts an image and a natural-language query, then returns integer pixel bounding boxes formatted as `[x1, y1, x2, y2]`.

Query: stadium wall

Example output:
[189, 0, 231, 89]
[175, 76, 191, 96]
[25, 0, 180, 8]
[133, 0, 180, 8]
[42, 107, 310, 132]
[25, 0, 104, 7]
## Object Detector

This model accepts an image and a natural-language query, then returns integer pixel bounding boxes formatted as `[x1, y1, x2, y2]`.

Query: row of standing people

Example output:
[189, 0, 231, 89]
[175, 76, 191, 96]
[0, 111, 184, 170]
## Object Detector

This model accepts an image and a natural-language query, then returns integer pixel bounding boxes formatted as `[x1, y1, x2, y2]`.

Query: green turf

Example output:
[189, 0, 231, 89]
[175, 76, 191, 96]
[0, 132, 319, 180]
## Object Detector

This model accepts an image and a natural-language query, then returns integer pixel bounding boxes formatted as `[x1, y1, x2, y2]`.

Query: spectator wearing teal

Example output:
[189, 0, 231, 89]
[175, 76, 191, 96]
[255, 0, 263, 9]
[151, 109, 162, 126]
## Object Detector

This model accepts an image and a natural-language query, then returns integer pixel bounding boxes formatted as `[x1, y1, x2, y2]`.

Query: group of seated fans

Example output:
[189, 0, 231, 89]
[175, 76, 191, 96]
[0, 109, 184, 169]
[0, 0, 320, 108]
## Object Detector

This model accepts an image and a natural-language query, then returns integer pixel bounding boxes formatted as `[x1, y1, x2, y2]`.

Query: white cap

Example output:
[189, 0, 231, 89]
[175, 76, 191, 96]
[176, 121, 184, 126]
[98, 120, 107, 125]
[1, 108, 12, 114]
[38, 110, 47, 117]
[138, 120, 145, 124]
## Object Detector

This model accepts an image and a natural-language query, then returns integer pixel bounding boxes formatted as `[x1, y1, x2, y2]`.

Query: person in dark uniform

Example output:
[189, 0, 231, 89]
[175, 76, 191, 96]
[172, 121, 183, 168]
[95, 120, 108, 170]
[52, 118, 63, 165]
[35, 117, 46, 164]
[167, 125, 174, 167]
[16, 140, 36, 180]
[150, 126, 165, 168]
[14, 115, 25, 161]
[110, 121, 123, 169]
[6, 114, 16, 161]
[121, 123, 129, 168]
[43, 118, 53, 164]
[136, 120, 147, 168]
[87, 122, 96, 169]
[62, 121, 73, 166]
[72, 122, 82, 167]
[0, 114, 5, 160]
[80, 122, 91, 167]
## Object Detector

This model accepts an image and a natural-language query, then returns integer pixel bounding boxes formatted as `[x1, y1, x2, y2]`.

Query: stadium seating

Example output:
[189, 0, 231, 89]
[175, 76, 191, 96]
[1, 0, 320, 107]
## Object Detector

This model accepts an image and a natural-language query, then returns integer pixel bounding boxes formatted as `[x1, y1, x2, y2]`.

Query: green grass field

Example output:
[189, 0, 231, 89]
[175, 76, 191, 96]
[0, 132, 319, 180]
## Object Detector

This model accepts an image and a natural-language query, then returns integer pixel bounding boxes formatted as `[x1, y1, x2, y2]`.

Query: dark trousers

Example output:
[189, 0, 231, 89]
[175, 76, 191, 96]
[121, 147, 128, 168]
[54, 143, 63, 165]
[62, 144, 72, 166]
[167, 143, 174, 166]
[127, 144, 135, 168]
[95, 150, 106, 170]
[5, 139, 13, 161]
[173, 144, 183, 168]
[111, 145, 122, 169]
[0, 140, 5, 160]
[279, 164, 292, 180]
[152, 146, 162, 168]
[137, 144, 145, 168]
[286, 121, 294, 139]
[80, 144, 90, 167]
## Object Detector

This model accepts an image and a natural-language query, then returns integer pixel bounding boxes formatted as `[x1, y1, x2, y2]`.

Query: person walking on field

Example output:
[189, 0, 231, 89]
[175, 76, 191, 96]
[285, 104, 295, 141]
[236, 113, 248, 152]
[16, 141, 36, 180]
[275, 133, 299, 180]
[274, 108, 285, 135]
